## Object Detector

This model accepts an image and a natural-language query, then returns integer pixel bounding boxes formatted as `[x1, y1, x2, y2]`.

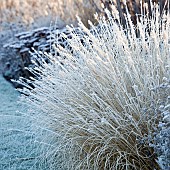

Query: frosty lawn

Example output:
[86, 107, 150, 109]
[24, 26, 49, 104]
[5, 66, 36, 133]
[0, 76, 47, 169]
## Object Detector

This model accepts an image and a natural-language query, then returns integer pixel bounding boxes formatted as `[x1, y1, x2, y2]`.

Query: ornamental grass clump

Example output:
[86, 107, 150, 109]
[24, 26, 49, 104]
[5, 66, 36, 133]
[19, 4, 170, 170]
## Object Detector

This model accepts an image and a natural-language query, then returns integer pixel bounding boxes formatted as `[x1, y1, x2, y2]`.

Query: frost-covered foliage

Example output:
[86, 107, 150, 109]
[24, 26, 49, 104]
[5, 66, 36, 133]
[0, 0, 100, 29]
[153, 91, 170, 169]
[19, 5, 170, 170]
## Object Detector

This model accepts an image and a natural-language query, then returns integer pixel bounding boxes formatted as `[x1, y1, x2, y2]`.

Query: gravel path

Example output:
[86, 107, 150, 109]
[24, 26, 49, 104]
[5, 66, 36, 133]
[0, 76, 42, 170]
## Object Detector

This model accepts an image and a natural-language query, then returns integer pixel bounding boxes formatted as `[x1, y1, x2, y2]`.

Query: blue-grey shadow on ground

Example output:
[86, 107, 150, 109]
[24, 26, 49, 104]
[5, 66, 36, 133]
[0, 76, 48, 170]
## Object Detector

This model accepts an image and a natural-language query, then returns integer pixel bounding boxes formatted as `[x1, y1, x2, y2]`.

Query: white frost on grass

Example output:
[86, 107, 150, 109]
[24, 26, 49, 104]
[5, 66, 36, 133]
[0, 76, 50, 169]
[19, 5, 170, 170]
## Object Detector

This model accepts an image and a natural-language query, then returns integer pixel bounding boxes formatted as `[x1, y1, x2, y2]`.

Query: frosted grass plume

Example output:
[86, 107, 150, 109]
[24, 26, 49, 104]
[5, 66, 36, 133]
[19, 4, 170, 170]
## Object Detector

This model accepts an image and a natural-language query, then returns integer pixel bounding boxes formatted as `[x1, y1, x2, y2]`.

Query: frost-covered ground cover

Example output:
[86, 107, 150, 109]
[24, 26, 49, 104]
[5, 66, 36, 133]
[0, 76, 49, 169]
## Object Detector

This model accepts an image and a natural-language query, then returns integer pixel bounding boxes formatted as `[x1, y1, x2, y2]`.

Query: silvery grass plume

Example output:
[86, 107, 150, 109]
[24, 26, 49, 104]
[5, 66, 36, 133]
[18, 4, 170, 170]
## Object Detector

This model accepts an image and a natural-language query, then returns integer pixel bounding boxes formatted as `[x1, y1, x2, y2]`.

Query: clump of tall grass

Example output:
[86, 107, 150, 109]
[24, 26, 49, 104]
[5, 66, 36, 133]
[19, 3, 170, 170]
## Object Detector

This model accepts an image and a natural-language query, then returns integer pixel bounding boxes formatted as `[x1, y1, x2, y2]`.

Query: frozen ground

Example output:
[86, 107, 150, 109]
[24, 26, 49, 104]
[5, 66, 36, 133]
[0, 76, 44, 170]
[0, 25, 37, 169]
[0, 21, 60, 170]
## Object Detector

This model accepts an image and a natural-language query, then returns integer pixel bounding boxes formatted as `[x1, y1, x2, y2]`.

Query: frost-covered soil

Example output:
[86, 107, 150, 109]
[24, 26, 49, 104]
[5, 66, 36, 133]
[0, 76, 39, 169]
